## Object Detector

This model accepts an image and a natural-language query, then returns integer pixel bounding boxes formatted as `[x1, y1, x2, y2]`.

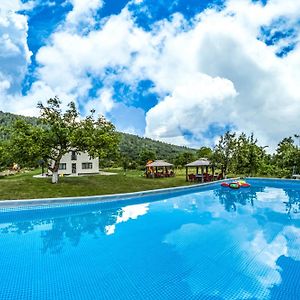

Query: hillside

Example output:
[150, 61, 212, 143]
[0, 111, 38, 127]
[0, 111, 197, 163]
[120, 132, 196, 162]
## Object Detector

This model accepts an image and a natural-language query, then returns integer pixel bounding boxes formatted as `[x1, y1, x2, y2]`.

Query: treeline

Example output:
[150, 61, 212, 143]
[1, 111, 300, 178]
[0, 111, 197, 169]
[210, 132, 300, 178]
[117, 133, 197, 169]
[118, 131, 300, 177]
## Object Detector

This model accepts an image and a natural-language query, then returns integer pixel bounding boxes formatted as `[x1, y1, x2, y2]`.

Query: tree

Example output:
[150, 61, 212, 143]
[231, 132, 248, 174]
[0, 126, 13, 170]
[0, 140, 12, 170]
[274, 137, 299, 177]
[246, 133, 265, 176]
[138, 148, 157, 166]
[212, 131, 236, 177]
[196, 147, 212, 159]
[175, 151, 196, 167]
[9, 97, 119, 183]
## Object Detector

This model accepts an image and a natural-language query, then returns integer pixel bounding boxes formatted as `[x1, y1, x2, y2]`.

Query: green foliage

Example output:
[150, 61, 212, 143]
[174, 151, 196, 167]
[212, 131, 269, 177]
[231, 133, 267, 176]
[196, 147, 213, 159]
[119, 133, 197, 166]
[212, 131, 236, 176]
[273, 137, 300, 177]
[0, 139, 13, 170]
[0, 110, 197, 169]
[212, 131, 300, 178]
[138, 148, 157, 166]
[6, 97, 119, 183]
[9, 120, 47, 167]
[2, 108, 300, 179]
[0, 111, 38, 128]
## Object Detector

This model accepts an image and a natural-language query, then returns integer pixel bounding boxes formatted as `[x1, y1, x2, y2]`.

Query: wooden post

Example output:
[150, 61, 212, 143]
[186, 167, 188, 181]
[196, 166, 199, 175]
[201, 166, 204, 183]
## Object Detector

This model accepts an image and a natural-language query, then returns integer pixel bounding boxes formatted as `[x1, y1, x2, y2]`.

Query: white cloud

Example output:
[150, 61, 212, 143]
[1, 0, 300, 149]
[145, 74, 237, 145]
[0, 0, 33, 12]
[83, 88, 115, 115]
[66, 0, 103, 30]
[0, 3, 32, 94]
[141, 0, 300, 148]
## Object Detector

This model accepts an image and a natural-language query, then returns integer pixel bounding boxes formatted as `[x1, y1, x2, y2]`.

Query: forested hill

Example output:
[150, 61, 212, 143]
[0, 111, 197, 162]
[120, 133, 196, 162]
[0, 111, 38, 127]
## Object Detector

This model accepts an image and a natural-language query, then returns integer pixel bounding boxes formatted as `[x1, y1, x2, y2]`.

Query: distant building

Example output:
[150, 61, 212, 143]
[54, 151, 99, 176]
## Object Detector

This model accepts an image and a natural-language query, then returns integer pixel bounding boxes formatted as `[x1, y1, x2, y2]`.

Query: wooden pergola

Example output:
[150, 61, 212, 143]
[146, 160, 173, 171]
[185, 158, 214, 182]
[146, 160, 174, 178]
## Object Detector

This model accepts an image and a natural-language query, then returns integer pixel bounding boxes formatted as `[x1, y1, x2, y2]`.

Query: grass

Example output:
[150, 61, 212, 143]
[0, 168, 194, 200]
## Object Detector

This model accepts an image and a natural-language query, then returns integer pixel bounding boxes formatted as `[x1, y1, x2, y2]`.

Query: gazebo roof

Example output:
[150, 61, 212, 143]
[185, 158, 211, 167]
[146, 160, 173, 167]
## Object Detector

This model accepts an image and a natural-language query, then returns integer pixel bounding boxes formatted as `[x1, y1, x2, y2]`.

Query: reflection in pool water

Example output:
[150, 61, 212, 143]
[0, 180, 300, 299]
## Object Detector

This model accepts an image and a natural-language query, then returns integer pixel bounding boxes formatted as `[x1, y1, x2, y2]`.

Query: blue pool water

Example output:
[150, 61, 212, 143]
[1, 179, 300, 300]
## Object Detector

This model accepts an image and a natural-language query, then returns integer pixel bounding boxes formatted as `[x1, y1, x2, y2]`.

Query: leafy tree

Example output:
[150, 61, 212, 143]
[214, 131, 269, 177]
[8, 120, 46, 168]
[212, 131, 236, 177]
[0, 139, 13, 170]
[196, 147, 212, 159]
[138, 148, 157, 166]
[175, 151, 196, 167]
[274, 137, 300, 177]
[231, 132, 248, 174]
[246, 133, 265, 176]
[9, 97, 119, 183]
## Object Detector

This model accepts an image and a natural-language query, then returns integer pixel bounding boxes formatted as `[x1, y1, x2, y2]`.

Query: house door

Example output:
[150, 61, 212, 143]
[72, 163, 76, 174]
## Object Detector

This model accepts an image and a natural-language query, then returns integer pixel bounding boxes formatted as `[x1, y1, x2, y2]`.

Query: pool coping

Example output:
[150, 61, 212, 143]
[246, 177, 300, 183]
[0, 178, 236, 208]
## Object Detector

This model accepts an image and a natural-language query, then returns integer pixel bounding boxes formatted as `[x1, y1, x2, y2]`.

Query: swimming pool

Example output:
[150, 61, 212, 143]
[0, 179, 300, 299]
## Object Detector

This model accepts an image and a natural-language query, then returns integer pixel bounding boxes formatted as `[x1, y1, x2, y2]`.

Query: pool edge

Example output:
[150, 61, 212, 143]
[0, 179, 235, 208]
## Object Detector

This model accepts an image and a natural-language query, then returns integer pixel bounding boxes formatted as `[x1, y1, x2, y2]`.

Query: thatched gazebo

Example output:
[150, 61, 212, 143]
[185, 158, 214, 182]
[146, 160, 174, 178]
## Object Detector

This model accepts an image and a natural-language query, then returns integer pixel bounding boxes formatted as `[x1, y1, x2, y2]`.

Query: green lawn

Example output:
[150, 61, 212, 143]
[0, 168, 194, 200]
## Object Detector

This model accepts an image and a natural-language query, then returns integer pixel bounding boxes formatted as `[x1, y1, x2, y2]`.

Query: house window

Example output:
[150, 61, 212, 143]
[59, 163, 66, 170]
[82, 162, 93, 169]
[71, 151, 77, 160]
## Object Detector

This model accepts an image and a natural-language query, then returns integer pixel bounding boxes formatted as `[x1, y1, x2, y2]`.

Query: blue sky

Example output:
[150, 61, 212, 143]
[1, 0, 300, 149]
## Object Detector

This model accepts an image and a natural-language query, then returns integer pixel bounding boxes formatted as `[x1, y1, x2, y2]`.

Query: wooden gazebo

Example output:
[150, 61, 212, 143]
[146, 160, 174, 178]
[185, 158, 214, 182]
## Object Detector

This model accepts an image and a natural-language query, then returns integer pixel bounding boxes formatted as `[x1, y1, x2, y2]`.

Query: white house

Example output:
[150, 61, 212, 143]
[56, 151, 99, 176]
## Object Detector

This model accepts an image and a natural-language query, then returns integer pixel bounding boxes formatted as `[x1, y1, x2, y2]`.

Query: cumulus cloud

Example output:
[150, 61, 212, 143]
[1, 0, 300, 148]
[0, 2, 32, 94]
[0, 0, 35, 12]
[145, 74, 237, 145]
[65, 0, 103, 30]
[141, 0, 300, 148]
